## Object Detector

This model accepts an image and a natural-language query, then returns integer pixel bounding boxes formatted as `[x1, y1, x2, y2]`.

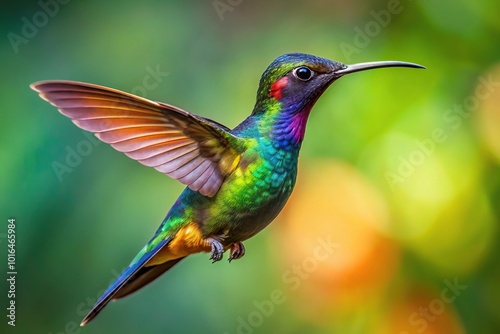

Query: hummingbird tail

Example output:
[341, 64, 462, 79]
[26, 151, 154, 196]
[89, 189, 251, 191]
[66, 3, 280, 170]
[113, 257, 185, 300]
[80, 237, 184, 326]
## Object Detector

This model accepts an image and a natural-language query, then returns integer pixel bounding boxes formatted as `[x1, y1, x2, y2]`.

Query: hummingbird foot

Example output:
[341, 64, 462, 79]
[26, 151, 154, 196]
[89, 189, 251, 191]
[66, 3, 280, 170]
[228, 242, 245, 263]
[208, 238, 225, 263]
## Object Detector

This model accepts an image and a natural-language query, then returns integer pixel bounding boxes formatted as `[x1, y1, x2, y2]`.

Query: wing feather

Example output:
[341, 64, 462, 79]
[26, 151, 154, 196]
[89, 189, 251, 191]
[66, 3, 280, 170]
[31, 80, 245, 197]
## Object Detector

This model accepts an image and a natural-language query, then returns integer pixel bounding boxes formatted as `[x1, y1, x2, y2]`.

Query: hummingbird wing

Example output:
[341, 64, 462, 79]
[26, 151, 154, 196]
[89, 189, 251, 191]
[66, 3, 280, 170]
[31, 80, 244, 197]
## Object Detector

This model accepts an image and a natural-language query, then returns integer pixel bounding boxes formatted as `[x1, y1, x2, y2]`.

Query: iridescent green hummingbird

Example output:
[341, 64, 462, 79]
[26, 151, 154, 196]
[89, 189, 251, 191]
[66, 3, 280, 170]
[31, 53, 424, 325]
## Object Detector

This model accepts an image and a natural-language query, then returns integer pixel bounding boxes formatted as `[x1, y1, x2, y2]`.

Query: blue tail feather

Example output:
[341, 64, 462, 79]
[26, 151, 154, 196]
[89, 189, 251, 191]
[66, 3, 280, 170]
[80, 237, 173, 326]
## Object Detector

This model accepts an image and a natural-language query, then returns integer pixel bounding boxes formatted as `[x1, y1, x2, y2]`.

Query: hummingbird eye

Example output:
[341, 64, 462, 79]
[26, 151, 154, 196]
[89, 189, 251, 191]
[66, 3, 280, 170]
[293, 67, 314, 81]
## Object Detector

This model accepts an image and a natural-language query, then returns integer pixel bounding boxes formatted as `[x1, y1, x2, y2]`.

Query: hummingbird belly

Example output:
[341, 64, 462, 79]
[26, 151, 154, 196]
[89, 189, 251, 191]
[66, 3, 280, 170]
[201, 156, 297, 243]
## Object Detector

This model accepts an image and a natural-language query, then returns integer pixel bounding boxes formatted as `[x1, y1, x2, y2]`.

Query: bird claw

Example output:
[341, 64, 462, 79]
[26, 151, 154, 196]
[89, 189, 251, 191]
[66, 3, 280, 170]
[228, 242, 245, 263]
[209, 239, 224, 263]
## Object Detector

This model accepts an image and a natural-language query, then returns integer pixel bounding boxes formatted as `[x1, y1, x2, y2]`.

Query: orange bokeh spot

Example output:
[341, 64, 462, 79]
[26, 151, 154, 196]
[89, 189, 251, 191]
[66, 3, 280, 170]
[385, 286, 465, 334]
[275, 159, 400, 321]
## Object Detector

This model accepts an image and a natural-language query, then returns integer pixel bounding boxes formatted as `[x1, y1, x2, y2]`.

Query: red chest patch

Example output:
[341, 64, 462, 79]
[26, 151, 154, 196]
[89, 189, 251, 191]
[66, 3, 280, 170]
[269, 77, 288, 100]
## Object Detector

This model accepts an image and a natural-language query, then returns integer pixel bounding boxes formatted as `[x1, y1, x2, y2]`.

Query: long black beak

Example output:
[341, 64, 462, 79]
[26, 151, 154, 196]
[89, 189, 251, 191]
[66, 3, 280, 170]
[335, 61, 425, 76]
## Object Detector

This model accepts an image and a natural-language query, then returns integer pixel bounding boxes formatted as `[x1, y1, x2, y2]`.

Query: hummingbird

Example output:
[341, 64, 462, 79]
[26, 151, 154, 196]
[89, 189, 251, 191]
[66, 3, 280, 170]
[31, 53, 424, 326]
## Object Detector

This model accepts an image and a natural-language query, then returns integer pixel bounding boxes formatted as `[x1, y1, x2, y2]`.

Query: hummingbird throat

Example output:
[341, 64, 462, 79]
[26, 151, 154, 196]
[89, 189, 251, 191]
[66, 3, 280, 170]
[268, 76, 315, 146]
[270, 101, 313, 148]
[288, 104, 312, 143]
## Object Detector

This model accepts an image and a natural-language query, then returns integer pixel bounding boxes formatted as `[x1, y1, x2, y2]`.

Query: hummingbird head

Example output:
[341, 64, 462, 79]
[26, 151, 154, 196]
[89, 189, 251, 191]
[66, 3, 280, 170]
[253, 52, 424, 115]
[250, 53, 424, 145]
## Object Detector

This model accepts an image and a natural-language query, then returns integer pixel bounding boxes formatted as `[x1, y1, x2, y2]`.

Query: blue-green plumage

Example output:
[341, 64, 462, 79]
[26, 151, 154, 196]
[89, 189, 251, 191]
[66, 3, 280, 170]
[30, 53, 424, 326]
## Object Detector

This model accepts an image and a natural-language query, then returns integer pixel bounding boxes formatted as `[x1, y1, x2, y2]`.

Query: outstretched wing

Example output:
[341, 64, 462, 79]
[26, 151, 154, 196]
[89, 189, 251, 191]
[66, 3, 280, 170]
[31, 81, 244, 197]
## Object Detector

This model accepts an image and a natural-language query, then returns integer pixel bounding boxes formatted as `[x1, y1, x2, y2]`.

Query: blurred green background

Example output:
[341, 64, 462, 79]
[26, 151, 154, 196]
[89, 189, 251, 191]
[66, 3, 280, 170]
[1, 0, 499, 333]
